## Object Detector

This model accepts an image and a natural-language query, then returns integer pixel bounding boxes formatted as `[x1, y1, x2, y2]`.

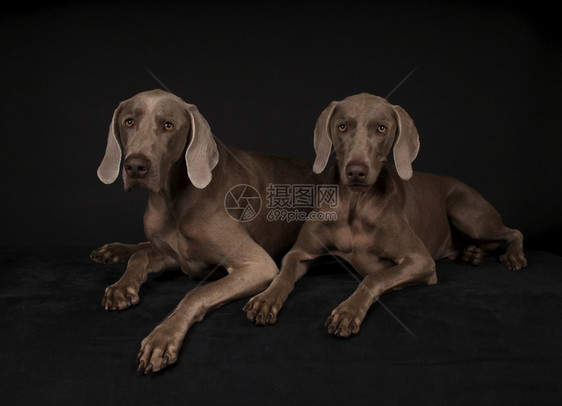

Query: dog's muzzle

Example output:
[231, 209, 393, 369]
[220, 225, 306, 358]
[124, 154, 151, 179]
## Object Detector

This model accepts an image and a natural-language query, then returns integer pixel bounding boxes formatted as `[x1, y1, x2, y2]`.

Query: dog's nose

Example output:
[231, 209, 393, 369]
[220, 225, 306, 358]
[124, 155, 151, 178]
[346, 163, 369, 182]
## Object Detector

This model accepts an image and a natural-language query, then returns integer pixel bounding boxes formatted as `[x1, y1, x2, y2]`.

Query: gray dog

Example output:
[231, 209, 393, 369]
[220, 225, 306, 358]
[91, 89, 317, 373]
[244, 93, 527, 337]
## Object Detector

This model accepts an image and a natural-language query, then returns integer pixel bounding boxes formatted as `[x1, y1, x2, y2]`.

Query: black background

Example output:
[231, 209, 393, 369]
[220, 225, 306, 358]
[2, 3, 562, 404]
[1, 0, 561, 254]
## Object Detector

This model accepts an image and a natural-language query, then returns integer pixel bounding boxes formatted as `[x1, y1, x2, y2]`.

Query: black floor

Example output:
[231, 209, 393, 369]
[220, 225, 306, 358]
[1, 248, 561, 405]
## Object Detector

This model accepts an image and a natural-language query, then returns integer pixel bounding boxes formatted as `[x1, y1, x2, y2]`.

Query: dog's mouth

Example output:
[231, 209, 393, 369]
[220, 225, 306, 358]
[346, 183, 372, 193]
[124, 179, 141, 191]
[123, 175, 159, 193]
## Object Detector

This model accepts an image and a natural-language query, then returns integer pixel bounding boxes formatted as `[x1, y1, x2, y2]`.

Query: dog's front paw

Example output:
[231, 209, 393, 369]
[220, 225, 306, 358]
[500, 250, 528, 271]
[243, 289, 286, 326]
[137, 320, 185, 374]
[102, 283, 140, 311]
[91, 243, 134, 264]
[325, 299, 366, 338]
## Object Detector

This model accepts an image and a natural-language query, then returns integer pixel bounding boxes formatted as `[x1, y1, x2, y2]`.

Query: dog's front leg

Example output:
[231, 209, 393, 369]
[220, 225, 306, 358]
[137, 247, 278, 374]
[325, 251, 437, 338]
[103, 246, 178, 311]
[244, 249, 315, 326]
[244, 222, 327, 326]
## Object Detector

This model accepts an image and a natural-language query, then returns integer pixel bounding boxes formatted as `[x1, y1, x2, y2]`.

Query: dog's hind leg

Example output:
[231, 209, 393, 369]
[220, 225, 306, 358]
[446, 182, 527, 270]
[91, 242, 151, 264]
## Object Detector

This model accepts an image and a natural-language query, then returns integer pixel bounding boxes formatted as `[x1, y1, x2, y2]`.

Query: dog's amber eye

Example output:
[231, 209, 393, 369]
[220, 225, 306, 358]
[164, 122, 174, 131]
[377, 125, 387, 134]
[124, 118, 134, 127]
[338, 124, 347, 132]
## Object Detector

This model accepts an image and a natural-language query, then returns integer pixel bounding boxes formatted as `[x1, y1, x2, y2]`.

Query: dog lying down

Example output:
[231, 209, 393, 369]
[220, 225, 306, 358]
[91, 89, 319, 373]
[244, 93, 527, 338]
[92, 90, 526, 372]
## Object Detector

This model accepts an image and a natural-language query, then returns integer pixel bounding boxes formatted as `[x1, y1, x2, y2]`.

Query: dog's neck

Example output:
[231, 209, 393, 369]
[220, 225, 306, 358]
[150, 141, 228, 213]
[156, 158, 190, 201]
[146, 158, 201, 224]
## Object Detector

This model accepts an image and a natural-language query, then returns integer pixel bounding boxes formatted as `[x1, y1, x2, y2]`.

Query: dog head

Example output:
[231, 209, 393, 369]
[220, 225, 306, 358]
[312, 93, 419, 192]
[97, 89, 218, 192]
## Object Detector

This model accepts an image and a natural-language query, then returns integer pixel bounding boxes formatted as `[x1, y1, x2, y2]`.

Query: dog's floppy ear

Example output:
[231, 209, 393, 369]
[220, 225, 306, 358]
[392, 105, 420, 180]
[184, 104, 219, 189]
[313, 101, 338, 174]
[97, 102, 124, 184]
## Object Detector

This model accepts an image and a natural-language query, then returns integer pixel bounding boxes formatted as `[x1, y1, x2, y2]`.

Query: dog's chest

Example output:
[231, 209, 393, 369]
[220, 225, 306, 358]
[144, 205, 214, 276]
[331, 217, 374, 254]
[144, 207, 188, 257]
[329, 216, 393, 274]
[146, 221, 184, 263]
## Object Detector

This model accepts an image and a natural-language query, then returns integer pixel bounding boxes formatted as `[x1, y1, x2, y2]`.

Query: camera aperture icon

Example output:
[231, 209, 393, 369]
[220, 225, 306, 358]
[224, 184, 262, 222]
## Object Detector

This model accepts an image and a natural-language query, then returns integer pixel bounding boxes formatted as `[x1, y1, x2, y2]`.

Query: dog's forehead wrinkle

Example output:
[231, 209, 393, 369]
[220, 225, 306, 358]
[333, 102, 359, 122]
[128, 93, 186, 124]
[360, 100, 392, 118]
[337, 95, 393, 124]
[122, 95, 155, 115]
[154, 103, 185, 121]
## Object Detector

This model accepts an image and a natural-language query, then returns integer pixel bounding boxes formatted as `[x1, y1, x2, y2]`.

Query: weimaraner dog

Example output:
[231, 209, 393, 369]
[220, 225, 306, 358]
[244, 93, 527, 337]
[90, 89, 317, 373]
